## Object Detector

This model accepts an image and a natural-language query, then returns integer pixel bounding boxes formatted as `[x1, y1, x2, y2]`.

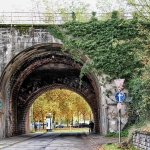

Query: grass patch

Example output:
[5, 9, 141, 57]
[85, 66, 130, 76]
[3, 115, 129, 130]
[35, 127, 89, 133]
[30, 130, 35, 133]
[102, 143, 121, 150]
[52, 127, 89, 132]
[102, 142, 138, 150]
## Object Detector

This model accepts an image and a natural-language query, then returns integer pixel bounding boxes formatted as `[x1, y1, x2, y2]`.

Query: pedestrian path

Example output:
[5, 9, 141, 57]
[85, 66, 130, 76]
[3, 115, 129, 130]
[0, 132, 44, 149]
[85, 133, 119, 150]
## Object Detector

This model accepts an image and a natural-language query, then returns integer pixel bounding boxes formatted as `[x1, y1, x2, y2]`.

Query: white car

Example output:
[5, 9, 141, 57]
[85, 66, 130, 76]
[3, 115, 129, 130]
[56, 124, 64, 128]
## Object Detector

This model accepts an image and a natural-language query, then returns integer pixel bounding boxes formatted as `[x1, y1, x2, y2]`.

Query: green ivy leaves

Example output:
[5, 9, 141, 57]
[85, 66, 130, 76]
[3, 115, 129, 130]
[48, 13, 145, 82]
[47, 12, 150, 122]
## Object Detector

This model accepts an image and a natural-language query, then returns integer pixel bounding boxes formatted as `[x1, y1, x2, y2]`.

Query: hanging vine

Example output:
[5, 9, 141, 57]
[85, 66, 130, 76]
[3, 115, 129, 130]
[48, 11, 150, 121]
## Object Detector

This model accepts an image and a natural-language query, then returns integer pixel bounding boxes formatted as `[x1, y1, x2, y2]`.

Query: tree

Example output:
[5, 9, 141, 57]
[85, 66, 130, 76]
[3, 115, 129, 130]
[96, 0, 133, 20]
[58, 0, 91, 22]
[128, 0, 150, 21]
[32, 89, 92, 125]
[126, 0, 150, 121]
[33, 96, 47, 122]
[30, 0, 93, 23]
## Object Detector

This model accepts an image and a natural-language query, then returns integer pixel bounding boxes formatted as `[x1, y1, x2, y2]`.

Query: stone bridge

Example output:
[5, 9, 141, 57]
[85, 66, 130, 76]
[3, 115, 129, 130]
[0, 25, 128, 138]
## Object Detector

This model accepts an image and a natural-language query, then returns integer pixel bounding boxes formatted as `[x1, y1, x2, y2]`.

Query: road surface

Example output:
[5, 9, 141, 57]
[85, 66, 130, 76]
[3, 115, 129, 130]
[2, 132, 98, 150]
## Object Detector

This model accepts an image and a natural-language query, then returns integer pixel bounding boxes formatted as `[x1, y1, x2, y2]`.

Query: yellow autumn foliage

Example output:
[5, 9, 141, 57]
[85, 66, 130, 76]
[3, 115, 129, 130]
[32, 88, 92, 124]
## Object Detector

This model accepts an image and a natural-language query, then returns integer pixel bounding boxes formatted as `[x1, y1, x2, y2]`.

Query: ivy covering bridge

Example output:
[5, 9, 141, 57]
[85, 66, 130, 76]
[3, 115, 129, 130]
[48, 11, 150, 124]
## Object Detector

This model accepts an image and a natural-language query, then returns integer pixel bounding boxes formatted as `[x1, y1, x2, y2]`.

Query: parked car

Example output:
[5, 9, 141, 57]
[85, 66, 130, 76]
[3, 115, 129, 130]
[80, 123, 89, 128]
[69, 124, 73, 127]
[72, 123, 80, 128]
[56, 124, 64, 128]
[73, 123, 89, 128]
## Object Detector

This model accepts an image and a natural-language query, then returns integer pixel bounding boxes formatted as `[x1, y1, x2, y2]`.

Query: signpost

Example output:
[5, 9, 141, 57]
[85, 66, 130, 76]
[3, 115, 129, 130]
[117, 103, 122, 110]
[118, 108, 121, 143]
[114, 79, 125, 143]
[114, 79, 125, 91]
[0, 101, 2, 109]
[115, 92, 125, 103]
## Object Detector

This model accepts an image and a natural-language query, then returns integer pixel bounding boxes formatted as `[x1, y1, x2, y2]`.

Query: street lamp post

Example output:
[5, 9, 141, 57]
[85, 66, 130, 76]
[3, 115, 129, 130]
[46, 113, 52, 132]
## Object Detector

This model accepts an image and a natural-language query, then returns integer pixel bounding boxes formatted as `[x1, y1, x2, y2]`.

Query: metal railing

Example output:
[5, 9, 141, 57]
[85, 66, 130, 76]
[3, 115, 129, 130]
[0, 12, 133, 25]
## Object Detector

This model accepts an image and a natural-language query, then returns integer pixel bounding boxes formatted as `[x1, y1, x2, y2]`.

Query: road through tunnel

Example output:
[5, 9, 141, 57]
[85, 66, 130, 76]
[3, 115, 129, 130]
[0, 43, 101, 137]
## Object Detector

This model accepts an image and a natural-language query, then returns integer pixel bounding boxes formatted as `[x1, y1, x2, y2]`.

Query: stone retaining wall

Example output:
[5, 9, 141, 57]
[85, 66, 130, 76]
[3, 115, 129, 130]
[132, 130, 150, 150]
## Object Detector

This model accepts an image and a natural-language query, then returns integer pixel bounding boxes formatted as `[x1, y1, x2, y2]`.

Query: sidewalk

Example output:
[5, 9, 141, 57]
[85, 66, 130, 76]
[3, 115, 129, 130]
[0, 132, 45, 149]
[86, 133, 119, 150]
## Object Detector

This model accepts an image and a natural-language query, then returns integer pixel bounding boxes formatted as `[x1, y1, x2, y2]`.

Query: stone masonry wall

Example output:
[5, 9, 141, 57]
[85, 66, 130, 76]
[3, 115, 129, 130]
[0, 26, 62, 76]
[132, 130, 150, 150]
[0, 26, 62, 138]
[0, 26, 129, 137]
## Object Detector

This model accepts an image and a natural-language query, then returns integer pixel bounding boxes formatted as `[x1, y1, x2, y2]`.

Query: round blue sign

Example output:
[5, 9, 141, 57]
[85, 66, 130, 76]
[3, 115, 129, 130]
[115, 92, 125, 102]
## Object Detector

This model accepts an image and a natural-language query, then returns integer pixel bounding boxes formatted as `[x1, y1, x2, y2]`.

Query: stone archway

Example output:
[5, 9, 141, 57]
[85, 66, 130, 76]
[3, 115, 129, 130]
[0, 43, 101, 137]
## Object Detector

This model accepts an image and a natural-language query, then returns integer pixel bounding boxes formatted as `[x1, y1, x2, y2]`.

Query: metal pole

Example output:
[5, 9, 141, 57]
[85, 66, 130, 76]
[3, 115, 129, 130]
[50, 117, 51, 131]
[32, 104, 34, 130]
[118, 109, 121, 143]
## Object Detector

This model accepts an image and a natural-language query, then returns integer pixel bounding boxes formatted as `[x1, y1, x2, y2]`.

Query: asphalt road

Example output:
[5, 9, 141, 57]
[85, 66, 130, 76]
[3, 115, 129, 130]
[2, 132, 98, 150]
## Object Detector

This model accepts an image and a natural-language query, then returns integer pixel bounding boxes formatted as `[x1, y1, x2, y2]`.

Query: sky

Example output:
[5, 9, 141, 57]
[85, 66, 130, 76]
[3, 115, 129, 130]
[0, 0, 133, 24]
[0, 0, 99, 24]
[0, 0, 97, 12]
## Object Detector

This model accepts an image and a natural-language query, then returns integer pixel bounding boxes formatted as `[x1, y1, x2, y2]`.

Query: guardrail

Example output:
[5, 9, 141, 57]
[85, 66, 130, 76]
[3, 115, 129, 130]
[0, 12, 133, 25]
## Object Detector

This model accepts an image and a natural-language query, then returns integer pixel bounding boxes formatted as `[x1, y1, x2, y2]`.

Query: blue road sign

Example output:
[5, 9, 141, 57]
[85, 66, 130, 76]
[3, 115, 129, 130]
[115, 92, 125, 102]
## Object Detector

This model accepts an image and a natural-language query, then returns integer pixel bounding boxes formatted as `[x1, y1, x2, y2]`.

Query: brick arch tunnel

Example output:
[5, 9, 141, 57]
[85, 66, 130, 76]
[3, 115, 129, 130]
[0, 43, 101, 137]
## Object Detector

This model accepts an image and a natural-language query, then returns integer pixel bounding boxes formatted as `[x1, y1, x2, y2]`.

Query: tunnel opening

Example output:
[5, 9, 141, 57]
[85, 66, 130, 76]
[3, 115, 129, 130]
[0, 43, 101, 137]
[29, 88, 93, 133]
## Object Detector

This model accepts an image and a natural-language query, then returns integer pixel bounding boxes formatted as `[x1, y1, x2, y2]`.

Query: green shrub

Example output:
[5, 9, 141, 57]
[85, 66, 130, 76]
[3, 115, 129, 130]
[30, 130, 35, 133]
[105, 129, 129, 137]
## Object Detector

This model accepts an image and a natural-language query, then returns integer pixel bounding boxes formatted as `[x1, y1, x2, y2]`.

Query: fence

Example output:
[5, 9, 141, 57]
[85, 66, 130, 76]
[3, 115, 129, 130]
[0, 12, 132, 25]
